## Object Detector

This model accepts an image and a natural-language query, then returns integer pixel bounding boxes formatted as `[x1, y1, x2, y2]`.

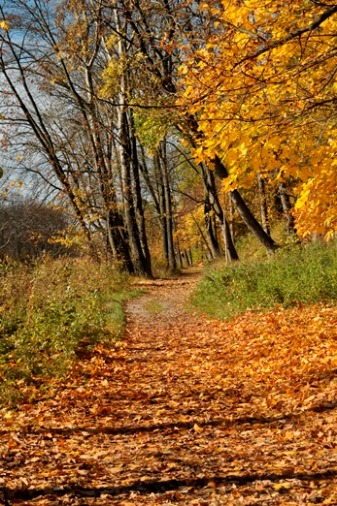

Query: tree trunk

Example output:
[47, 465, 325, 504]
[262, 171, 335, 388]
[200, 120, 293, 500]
[257, 174, 270, 235]
[153, 151, 170, 267]
[107, 209, 134, 273]
[159, 141, 177, 271]
[228, 194, 235, 243]
[129, 111, 152, 276]
[204, 196, 220, 259]
[202, 164, 239, 261]
[279, 183, 296, 234]
[175, 237, 183, 268]
[140, 143, 176, 271]
[187, 248, 193, 266]
[115, 10, 152, 278]
[213, 156, 278, 251]
[118, 109, 151, 276]
[191, 211, 214, 260]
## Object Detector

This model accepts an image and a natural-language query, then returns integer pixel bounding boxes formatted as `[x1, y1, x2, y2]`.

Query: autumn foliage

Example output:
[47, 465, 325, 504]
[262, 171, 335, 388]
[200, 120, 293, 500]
[3, 2, 337, 503]
[2, 272, 337, 504]
[179, 0, 337, 240]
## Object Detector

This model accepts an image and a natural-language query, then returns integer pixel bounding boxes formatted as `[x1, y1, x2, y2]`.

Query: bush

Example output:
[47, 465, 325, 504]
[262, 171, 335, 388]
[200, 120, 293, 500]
[0, 256, 133, 405]
[192, 240, 337, 319]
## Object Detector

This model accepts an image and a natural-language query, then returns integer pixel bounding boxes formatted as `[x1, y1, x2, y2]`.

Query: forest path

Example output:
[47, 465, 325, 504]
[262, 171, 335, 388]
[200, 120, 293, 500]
[2, 269, 337, 504]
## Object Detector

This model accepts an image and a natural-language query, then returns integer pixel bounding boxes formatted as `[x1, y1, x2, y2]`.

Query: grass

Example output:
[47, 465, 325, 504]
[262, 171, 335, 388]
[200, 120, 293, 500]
[192, 240, 337, 320]
[0, 256, 135, 406]
[143, 299, 165, 314]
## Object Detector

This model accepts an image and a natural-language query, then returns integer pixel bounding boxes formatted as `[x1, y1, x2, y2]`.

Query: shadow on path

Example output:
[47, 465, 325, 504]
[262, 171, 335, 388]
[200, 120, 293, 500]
[2, 469, 337, 502]
[2, 400, 337, 438]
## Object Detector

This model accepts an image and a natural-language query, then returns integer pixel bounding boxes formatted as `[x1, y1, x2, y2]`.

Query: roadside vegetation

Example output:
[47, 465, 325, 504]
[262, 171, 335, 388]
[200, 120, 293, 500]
[193, 239, 337, 320]
[0, 256, 134, 406]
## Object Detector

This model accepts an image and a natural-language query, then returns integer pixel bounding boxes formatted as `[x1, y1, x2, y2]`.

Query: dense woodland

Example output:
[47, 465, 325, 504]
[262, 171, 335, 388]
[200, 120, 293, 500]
[4, 4, 337, 503]
[1, 0, 337, 275]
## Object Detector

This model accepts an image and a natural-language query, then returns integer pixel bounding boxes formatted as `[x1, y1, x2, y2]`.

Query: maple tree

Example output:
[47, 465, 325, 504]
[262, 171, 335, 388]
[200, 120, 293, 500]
[178, 0, 337, 240]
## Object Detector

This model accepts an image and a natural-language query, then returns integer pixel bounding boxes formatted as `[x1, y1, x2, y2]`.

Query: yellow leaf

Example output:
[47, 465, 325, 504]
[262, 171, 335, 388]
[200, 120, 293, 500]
[193, 423, 203, 433]
[274, 483, 292, 491]
[0, 20, 9, 31]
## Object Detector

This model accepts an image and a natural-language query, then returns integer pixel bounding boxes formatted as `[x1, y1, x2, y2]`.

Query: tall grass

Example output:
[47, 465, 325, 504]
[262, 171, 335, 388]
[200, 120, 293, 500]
[192, 241, 337, 319]
[0, 256, 133, 406]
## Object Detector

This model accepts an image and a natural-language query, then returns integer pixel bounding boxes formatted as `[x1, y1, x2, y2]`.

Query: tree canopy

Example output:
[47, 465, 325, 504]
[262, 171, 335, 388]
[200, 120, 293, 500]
[1, 0, 337, 271]
[178, 0, 337, 239]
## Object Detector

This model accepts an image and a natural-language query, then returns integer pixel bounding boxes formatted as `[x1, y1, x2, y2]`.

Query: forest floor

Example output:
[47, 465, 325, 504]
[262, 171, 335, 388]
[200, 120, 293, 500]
[2, 268, 337, 505]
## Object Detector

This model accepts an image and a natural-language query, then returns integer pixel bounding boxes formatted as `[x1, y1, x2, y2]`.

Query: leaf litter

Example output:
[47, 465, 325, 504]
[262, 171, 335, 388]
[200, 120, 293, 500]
[2, 270, 337, 504]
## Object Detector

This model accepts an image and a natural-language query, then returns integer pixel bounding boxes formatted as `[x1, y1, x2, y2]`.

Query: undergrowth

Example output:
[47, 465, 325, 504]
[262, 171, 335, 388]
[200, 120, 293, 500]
[0, 256, 133, 406]
[193, 240, 337, 319]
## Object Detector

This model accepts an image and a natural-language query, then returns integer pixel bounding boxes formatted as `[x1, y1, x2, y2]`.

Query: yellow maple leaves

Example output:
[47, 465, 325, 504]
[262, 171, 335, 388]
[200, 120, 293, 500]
[179, 0, 337, 239]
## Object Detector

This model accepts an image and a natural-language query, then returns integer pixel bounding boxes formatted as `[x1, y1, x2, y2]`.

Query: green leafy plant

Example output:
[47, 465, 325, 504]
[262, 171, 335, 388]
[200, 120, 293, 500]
[0, 256, 134, 405]
[193, 240, 337, 319]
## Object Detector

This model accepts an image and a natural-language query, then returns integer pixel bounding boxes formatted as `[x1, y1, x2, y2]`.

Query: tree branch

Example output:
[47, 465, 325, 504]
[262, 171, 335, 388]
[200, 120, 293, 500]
[234, 5, 337, 68]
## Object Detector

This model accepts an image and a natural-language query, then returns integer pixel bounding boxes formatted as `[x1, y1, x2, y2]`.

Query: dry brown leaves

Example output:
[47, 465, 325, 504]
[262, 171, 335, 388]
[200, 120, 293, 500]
[1, 271, 337, 505]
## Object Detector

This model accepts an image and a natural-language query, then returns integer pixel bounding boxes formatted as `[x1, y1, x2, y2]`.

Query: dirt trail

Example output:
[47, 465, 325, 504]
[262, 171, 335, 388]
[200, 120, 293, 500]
[2, 270, 337, 505]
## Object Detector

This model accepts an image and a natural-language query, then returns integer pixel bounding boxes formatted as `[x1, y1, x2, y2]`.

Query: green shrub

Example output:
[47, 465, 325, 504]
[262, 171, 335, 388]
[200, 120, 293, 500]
[192, 240, 337, 319]
[0, 256, 133, 406]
